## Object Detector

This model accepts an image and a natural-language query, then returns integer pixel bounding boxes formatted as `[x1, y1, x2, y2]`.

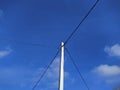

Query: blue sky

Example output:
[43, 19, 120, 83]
[0, 0, 120, 90]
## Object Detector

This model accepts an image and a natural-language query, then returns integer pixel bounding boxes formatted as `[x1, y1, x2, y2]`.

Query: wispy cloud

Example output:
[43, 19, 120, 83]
[104, 44, 120, 58]
[0, 58, 73, 89]
[0, 67, 34, 88]
[46, 58, 69, 79]
[93, 65, 120, 77]
[92, 64, 120, 84]
[0, 47, 12, 58]
[33, 58, 71, 89]
[0, 66, 46, 89]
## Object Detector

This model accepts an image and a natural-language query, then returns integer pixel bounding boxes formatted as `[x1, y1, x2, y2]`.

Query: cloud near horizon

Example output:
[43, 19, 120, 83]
[92, 64, 120, 84]
[93, 64, 120, 77]
[104, 44, 120, 58]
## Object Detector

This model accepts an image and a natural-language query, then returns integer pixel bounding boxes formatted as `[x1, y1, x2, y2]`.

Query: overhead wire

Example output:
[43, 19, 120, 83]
[0, 0, 99, 49]
[0, 0, 100, 90]
[31, 0, 100, 89]
[32, 49, 60, 90]
[65, 48, 90, 90]
[64, 0, 99, 45]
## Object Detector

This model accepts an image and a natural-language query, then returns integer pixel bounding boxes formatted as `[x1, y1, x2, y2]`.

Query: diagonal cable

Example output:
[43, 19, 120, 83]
[64, 0, 99, 45]
[65, 48, 90, 90]
[32, 49, 60, 90]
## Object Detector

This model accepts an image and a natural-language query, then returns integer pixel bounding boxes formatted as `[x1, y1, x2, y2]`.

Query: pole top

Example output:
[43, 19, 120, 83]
[61, 42, 64, 46]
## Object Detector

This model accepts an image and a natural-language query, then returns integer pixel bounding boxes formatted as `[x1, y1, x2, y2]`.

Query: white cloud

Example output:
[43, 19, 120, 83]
[93, 65, 120, 77]
[92, 64, 120, 84]
[46, 58, 69, 79]
[104, 44, 120, 57]
[46, 58, 60, 79]
[33, 58, 70, 89]
[32, 58, 74, 90]
[0, 47, 12, 58]
[0, 58, 73, 89]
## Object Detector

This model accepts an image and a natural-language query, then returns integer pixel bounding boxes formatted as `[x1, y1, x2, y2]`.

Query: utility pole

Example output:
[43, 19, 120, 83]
[59, 42, 64, 90]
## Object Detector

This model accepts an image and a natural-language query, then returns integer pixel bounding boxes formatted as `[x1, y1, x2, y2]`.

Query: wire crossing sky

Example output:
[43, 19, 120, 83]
[31, 0, 99, 89]
[0, 0, 120, 90]
[66, 48, 90, 90]
[64, 0, 99, 45]
[32, 50, 60, 90]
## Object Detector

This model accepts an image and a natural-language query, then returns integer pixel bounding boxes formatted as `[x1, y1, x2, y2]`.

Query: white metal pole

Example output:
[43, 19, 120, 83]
[59, 42, 64, 90]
